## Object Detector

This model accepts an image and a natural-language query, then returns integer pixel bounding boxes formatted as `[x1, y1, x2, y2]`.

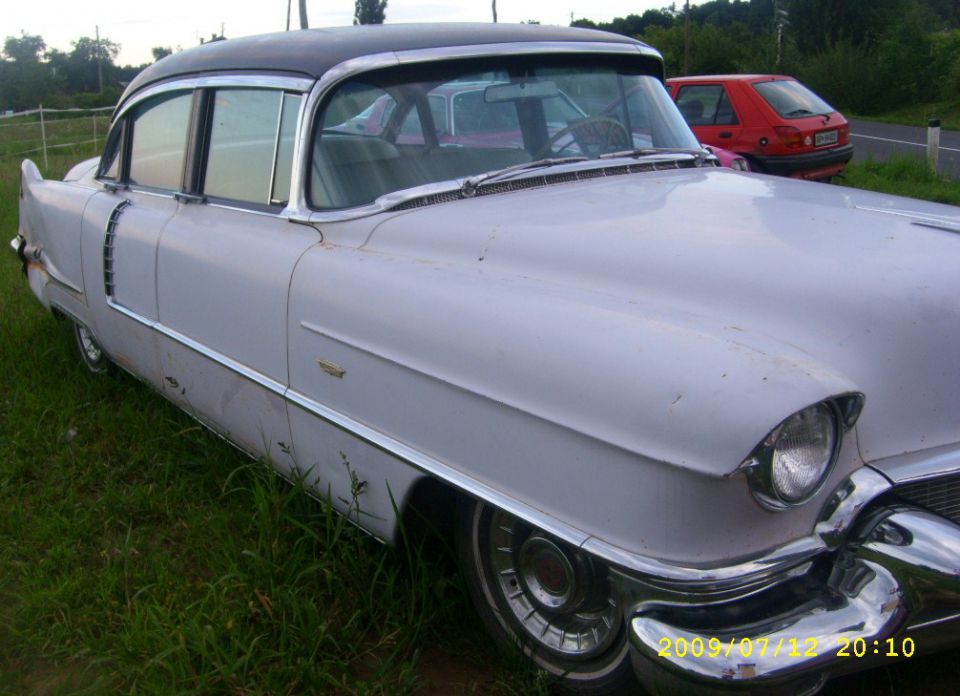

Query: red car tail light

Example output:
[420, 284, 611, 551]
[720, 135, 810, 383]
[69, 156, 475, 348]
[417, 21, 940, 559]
[774, 126, 803, 149]
[838, 124, 850, 144]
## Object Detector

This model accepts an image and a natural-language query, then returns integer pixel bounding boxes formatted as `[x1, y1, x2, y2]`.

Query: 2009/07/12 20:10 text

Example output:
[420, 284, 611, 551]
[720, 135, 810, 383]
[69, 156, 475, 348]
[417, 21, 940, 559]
[657, 636, 917, 660]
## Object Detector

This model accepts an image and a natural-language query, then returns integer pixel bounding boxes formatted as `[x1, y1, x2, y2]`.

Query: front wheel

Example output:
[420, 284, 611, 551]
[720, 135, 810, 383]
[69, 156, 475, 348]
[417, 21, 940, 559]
[456, 496, 638, 694]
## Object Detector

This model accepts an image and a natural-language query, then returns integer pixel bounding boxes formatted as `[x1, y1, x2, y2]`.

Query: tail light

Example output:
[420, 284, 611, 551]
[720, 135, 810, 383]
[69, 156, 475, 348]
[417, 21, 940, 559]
[838, 124, 850, 144]
[774, 126, 803, 149]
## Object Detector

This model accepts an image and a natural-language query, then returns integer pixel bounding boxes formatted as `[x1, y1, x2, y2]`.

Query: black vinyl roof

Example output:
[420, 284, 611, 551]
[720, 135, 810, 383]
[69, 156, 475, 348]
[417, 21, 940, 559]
[121, 23, 652, 102]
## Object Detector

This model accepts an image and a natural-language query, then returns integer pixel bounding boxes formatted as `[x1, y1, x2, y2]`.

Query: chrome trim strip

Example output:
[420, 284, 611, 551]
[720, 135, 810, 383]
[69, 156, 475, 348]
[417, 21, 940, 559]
[105, 298, 856, 588]
[589, 535, 825, 587]
[127, 187, 177, 200]
[867, 441, 960, 485]
[908, 612, 960, 632]
[114, 75, 315, 123]
[267, 92, 286, 206]
[283, 386, 590, 545]
[390, 41, 661, 64]
[815, 465, 891, 548]
[106, 299, 286, 395]
[205, 201, 286, 218]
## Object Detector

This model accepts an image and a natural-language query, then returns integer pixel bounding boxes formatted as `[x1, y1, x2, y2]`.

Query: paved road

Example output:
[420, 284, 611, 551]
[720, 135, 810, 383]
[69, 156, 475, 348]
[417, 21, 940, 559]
[849, 118, 960, 178]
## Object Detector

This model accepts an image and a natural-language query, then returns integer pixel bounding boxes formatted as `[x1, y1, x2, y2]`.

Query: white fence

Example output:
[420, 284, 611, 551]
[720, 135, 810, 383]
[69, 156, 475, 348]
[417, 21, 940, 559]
[0, 105, 114, 170]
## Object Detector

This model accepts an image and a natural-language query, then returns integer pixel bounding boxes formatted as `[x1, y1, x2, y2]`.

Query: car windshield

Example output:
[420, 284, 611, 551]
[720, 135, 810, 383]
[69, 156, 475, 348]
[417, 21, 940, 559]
[311, 56, 699, 209]
[751, 79, 835, 119]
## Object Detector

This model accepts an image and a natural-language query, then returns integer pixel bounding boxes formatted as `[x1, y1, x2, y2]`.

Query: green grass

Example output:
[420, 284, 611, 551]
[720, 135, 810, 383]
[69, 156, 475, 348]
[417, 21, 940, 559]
[0, 151, 547, 695]
[840, 155, 960, 205]
[2, 149, 958, 695]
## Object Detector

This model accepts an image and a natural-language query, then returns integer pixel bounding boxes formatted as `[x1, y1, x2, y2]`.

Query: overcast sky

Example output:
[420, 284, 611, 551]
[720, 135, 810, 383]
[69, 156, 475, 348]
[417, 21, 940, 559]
[3, 1, 690, 67]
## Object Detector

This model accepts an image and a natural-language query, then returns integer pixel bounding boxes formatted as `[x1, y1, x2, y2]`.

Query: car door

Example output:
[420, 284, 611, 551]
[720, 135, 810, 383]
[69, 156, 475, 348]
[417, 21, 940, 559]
[81, 90, 194, 383]
[674, 83, 743, 148]
[154, 86, 316, 472]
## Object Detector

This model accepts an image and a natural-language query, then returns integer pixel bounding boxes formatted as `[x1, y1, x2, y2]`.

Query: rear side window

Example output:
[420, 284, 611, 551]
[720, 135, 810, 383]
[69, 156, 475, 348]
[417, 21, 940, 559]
[675, 85, 738, 126]
[203, 89, 303, 205]
[752, 80, 835, 118]
[128, 92, 193, 189]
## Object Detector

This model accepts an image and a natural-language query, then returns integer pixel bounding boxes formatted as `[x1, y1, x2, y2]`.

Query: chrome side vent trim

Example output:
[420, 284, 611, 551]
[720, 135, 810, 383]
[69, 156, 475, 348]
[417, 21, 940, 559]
[896, 473, 960, 525]
[103, 199, 130, 299]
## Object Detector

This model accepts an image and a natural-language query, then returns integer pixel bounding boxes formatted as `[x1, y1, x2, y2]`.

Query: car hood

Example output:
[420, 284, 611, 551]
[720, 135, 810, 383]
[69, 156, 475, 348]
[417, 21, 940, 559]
[358, 168, 960, 473]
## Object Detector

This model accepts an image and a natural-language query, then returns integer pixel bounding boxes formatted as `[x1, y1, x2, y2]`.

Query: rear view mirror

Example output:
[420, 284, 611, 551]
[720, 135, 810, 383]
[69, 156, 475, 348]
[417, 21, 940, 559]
[484, 81, 559, 103]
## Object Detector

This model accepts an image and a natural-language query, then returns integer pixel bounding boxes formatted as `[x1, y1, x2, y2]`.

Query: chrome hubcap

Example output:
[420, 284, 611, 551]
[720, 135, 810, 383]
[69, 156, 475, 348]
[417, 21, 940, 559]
[77, 325, 102, 363]
[488, 509, 621, 659]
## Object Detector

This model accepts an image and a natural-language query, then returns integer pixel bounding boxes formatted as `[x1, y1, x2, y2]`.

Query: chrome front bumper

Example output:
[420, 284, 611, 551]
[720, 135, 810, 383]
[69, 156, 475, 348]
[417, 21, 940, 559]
[616, 465, 960, 693]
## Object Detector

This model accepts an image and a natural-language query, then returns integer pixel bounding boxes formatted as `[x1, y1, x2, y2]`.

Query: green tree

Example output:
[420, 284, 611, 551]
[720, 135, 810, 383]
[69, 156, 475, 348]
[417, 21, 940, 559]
[354, 0, 387, 25]
[3, 32, 46, 62]
[151, 47, 173, 62]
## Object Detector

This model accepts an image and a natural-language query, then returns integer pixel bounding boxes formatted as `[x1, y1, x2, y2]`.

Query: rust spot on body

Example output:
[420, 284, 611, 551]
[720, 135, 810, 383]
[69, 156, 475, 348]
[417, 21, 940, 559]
[317, 359, 346, 379]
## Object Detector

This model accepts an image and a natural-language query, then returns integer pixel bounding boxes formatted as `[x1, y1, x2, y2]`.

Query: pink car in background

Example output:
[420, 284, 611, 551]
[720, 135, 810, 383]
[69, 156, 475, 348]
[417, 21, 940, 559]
[704, 144, 750, 170]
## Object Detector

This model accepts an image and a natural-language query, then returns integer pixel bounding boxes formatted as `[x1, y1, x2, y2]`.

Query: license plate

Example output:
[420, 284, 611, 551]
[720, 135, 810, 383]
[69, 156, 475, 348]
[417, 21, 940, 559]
[815, 129, 838, 147]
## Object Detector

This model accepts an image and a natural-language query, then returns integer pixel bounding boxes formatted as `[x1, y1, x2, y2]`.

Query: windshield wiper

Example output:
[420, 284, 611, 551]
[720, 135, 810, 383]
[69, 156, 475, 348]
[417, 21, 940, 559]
[598, 147, 707, 163]
[785, 108, 814, 117]
[461, 156, 588, 197]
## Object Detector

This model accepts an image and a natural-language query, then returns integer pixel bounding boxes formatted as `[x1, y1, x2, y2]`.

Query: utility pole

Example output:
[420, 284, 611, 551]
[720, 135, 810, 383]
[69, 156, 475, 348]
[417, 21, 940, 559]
[492, 0, 497, 23]
[95, 24, 103, 93]
[286, 0, 292, 31]
[774, 1, 789, 70]
[683, 1, 690, 75]
[299, 0, 308, 29]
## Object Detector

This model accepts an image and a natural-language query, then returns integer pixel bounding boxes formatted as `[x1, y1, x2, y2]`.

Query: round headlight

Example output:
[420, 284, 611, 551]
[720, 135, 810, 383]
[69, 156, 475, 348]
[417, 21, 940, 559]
[742, 401, 842, 510]
[770, 404, 837, 503]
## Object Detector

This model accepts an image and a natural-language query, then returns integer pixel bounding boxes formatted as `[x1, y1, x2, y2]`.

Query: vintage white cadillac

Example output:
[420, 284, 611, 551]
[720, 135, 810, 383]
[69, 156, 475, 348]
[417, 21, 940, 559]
[11, 24, 960, 694]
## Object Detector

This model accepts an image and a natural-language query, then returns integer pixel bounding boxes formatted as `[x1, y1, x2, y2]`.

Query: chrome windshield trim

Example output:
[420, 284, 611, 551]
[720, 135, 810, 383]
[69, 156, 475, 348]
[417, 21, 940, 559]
[115, 75, 316, 123]
[293, 41, 665, 218]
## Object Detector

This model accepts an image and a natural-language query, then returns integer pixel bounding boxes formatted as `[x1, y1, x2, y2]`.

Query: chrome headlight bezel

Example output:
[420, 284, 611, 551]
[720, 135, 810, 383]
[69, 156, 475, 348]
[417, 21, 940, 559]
[741, 395, 863, 511]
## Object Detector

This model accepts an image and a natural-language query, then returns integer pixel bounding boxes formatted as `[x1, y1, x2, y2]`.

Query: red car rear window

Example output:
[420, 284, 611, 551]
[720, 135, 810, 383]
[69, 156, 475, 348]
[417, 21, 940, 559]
[752, 80, 835, 119]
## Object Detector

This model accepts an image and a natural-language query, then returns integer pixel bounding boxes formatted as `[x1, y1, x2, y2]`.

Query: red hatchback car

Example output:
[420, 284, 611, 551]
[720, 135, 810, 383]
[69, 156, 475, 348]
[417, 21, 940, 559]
[666, 74, 853, 180]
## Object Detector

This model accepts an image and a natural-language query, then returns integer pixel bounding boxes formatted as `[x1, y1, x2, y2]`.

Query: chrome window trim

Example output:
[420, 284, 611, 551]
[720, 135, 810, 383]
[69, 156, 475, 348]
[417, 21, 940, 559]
[124, 186, 177, 200]
[291, 41, 665, 220]
[114, 75, 315, 124]
[206, 200, 291, 218]
[267, 92, 287, 205]
[103, 296, 861, 591]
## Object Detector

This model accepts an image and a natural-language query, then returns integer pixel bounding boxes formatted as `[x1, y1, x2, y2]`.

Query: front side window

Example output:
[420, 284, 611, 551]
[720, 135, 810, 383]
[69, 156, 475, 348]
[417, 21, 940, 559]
[128, 92, 193, 189]
[203, 89, 302, 205]
[676, 85, 739, 126]
[310, 57, 698, 210]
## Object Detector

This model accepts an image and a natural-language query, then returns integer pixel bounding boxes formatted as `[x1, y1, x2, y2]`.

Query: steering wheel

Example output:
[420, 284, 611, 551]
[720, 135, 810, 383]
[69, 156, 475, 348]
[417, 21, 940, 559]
[536, 116, 632, 158]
